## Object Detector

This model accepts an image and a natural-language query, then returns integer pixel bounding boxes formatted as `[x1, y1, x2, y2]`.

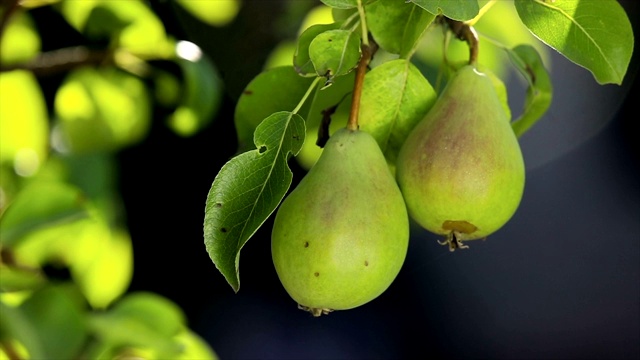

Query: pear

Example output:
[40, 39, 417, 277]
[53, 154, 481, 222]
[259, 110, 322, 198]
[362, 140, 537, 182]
[271, 127, 409, 316]
[395, 65, 525, 250]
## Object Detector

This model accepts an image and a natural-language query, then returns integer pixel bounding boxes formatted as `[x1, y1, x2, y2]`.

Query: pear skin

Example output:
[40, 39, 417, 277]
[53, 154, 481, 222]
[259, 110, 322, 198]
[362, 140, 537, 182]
[395, 65, 525, 249]
[271, 128, 409, 316]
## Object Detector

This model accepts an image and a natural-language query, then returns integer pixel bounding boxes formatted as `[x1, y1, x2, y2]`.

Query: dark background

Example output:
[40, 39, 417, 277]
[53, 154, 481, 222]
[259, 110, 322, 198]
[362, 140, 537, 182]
[32, 0, 640, 359]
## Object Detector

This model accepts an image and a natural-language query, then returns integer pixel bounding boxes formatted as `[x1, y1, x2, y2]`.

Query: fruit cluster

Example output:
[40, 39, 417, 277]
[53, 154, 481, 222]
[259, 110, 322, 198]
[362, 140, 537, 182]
[271, 63, 525, 316]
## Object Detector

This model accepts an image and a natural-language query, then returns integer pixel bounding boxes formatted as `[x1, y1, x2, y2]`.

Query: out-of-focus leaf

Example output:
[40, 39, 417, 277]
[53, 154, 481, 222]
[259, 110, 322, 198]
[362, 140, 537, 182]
[167, 43, 223, 137]
[0, 71, 49, 177]
[0, 301, 45, 359]
[508, 44, 553, 137]
[320, 0, 358, 9]
[69, 227, 133, 309]
[0, 181, 89, 247]
[53, 67, 152, 154]
[20, 0, 60, 8]
[358, 59, 437, 173]
[366, 0, 435, 58]
[309, 29, 361, 84]
[234, 66, 314, 152]
[0, 11, 40, 65]
[59, 0, 172, 57]
[0, 265, 45, 293]
[174, 329, 219, 360]
[88, 292, 186, 357]
[409, 0, 479, 21]
[264, 41, 297, 70]
[176, 0, 241, 27]
[514, 0, 633, 85]
[18, 284, 88, 360]
[204, 112, 305, 292]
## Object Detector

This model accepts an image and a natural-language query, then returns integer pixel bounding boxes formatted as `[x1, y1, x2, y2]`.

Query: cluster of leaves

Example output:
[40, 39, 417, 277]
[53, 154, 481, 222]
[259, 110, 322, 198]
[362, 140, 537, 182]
[0, 0, 241, 358]
[204, 0, 634, 293]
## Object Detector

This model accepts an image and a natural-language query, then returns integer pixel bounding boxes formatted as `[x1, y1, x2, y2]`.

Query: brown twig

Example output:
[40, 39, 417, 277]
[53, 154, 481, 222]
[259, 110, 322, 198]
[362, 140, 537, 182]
[0, 46, 113, 76]
[346, 35, 378, 131]
[442, 17, 479, 66]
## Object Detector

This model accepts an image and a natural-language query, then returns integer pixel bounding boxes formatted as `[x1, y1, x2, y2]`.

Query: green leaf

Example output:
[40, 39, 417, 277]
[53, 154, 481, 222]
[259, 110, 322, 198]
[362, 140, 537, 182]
[366, 0, 436, 58]
[0, 181, 90, 247]
[88, 292, 186, 357]
[204, 111, 305, 292]
[320, 0, 358, 9]
[0, 301, 45, 359]
[53, 67, 152, 154]
[0, 265, 46, 292]
[358, 59, 437, 173]
[234, 66, 314, 152]
[0, 11, 40, 65]
[508, 44, 553, 137]
[167, 48, 223, 137]
[294, 23, 343, 76]
[514, 0, 634, 85]
[309, 29, 361, 84]
[18, 284, 88, 360]
[409, 0, 479, 21]
[176, 0, 240, 27]
[0, 70, 49, 177]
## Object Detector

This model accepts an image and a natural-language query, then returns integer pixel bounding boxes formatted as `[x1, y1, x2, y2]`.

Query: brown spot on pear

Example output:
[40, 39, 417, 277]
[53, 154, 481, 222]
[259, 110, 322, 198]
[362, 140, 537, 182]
[271, 128, 409, 316]
[395, 65, 525, 248]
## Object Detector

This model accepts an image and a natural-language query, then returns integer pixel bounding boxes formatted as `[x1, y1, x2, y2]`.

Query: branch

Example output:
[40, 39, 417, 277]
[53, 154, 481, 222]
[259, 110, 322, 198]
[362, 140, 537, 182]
[346, 35, 378, 131]
[0, 46, 114, 76]
[442, 17, 479, 65]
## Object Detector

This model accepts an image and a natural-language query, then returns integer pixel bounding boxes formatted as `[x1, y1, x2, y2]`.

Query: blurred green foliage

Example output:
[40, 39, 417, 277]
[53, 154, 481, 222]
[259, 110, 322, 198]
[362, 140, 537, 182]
[0, 0, 233, 358]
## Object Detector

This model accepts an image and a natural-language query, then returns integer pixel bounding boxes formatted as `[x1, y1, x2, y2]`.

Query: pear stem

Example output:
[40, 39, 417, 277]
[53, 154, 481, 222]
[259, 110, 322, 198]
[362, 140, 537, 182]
[443, 17, 479, 66]
[347, 37, 377, 131]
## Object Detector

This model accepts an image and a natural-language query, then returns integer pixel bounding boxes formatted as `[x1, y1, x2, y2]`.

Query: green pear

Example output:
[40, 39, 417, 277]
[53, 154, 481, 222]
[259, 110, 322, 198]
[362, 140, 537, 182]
[271, 127, 409, 316]
[395, 65, 525, 250]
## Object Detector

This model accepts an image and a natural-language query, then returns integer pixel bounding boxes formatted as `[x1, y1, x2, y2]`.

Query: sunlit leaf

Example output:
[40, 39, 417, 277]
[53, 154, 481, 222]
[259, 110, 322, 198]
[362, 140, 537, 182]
[69, 227, 133, 309]
[204, 112, 305, 292]
[508, 44, 553, 137]
[59, 0, 172, 57]
[366, 0, 435, 58]
[514, 0, 634, 85]
[309, 29, 361, 84]
[320, 0, 358, 9]
[88, 292, 186, 356]
[176, 0, 241, 27]
[53, 67, 152, 154]
[0, 181, 89, 247]
[167, 45, 223, 137]
[0, 11, 40, 65]
[174, 329, 219, 360]
[358, 59, 437, 173]
[18, 284, 88, 360]
[0, 71, 49, 177]
[234, 66, 314, 152]
[295, 23, 342, 76]
[409, 0, 479, 21]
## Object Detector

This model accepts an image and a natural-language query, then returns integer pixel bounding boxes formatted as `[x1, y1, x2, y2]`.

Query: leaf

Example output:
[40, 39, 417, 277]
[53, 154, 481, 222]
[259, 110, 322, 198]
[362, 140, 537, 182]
[167, 48, 223, 137]
[0, 70, 49, 177]
[366, 0, 436, 58]
[508, 44, 553, 137]
[204, 112, 306, 292]
[0, 181, 90, 247]
[294, 23, 342, 76]
[234, 66, 314, 152]
[320, 0, 358, 9]
[309, 29, 361, 84]
[0, 301, 46, 359]
[358, 59, 437, 173]
[53, 67, 152, 154]
[409, 0, 479, 21]
[18, 284, 88, 360]
[88, 292, 186, 357]
[176, 0, 240, 27]
[514, 0, 634, 85]
[0, 264, 45, 292]
[0, 11, 41, 65]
